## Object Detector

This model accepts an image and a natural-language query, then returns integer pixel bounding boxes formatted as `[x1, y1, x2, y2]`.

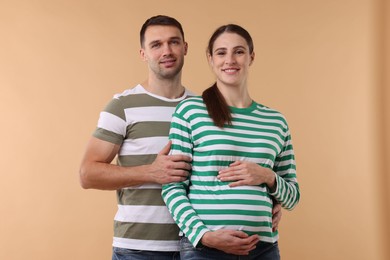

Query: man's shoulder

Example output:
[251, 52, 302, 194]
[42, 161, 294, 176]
[112, 84, 145, 99]
[109, 84, 168, 108]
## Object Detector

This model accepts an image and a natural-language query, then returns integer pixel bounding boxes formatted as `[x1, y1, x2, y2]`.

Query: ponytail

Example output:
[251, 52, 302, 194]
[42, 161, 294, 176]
[202, 83, 232, 128]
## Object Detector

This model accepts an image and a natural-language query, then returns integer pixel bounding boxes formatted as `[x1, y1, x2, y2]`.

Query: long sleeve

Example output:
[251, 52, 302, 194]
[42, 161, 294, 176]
[270, 128, 300, 210]
[162, 180, 210, 247]
[161, 108, 210, 247]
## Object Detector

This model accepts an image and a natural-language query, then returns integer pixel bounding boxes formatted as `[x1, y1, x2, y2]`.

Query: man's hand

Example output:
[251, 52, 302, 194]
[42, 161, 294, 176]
[150, 141, 192, 184]
[272, 203, 282, 232]
[200, 230, 259, 255]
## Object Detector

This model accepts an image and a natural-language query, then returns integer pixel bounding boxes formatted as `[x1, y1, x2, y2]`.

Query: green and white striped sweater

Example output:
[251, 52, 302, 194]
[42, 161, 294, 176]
[162, 96, 300, 247]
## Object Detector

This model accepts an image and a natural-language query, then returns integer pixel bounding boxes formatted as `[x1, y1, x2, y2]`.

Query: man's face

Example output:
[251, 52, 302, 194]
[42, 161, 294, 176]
[140, 25, 188, 80]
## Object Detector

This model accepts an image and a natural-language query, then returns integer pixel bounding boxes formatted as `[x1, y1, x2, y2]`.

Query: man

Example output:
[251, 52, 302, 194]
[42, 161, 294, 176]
[79, 15, 281, 259]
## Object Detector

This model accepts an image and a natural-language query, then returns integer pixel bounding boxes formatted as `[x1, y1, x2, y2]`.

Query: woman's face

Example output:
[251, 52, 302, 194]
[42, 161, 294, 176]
[208, 32, 254, 88]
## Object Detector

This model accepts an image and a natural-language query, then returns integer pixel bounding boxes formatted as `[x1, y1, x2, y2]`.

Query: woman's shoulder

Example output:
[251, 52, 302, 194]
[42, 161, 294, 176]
[183, 95, 203, 102]
[255, 101, 282, 114]
[174, 96, 207, 114]
[178, 95, 204, 107]
[254, 102, 289, 124]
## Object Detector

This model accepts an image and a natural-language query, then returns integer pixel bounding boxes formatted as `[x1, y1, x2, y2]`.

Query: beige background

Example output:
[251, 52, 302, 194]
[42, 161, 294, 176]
[1, 0, 389, 259]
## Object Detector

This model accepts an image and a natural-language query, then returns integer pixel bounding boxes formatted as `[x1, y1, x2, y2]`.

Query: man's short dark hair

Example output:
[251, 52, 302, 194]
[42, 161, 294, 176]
[140, 15, 185, 47]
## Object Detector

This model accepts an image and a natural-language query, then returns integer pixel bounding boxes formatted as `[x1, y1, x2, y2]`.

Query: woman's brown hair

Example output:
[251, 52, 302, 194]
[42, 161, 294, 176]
[202, 24, 254, 128]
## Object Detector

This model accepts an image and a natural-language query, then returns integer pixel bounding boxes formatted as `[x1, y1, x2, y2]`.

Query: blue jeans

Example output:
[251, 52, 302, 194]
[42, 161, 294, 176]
[112, 247, 180, 260]
[180, 237, 280, 260]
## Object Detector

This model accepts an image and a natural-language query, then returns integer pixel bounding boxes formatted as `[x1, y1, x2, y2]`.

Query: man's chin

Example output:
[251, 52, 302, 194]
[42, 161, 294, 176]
[160, 69, 182, 79]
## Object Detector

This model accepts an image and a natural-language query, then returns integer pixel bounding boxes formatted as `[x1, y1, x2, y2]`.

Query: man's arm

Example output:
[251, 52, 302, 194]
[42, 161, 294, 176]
[79, 137, 191, 190]
[272, 203, 282, 232]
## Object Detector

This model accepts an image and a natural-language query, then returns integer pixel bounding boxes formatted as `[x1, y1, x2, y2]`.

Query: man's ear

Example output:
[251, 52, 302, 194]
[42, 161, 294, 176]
[140, 48, 147, 61]
[184, 42, 188, 55]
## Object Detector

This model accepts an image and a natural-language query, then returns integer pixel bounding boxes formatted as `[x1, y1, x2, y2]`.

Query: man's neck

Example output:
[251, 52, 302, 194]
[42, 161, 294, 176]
[142, 78, 185, 99]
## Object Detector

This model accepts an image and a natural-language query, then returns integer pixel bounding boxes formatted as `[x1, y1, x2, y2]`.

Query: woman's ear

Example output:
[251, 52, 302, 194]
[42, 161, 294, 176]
[207, 53, 213, 66]
[249, 52, 255, 66]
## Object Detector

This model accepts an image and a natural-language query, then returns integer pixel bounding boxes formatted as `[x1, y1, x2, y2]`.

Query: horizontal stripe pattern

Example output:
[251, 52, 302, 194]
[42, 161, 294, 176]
[162, 96, 299, 247]
[114, 205, 176, 223]
[113, 222, 180, 242]
[125, 106, 177, 123]
[119, 136, 169, 156]
[93, 84, 194, 251]
[117, 188, 166, 205]
[113, 237, 180, 251]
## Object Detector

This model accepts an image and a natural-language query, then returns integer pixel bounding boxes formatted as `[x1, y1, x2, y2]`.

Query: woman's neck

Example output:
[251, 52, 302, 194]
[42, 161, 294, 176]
[217, 83, 252, 108]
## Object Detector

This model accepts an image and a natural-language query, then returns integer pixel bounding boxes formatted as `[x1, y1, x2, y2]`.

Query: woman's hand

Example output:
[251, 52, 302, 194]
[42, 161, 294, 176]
[200, 230, 259, 255]
[217, 161, 276, 190]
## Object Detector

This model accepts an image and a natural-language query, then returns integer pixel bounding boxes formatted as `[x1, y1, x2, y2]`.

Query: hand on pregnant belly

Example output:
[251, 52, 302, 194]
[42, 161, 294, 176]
[200, 229, 260, 255]
[217, 161, 276, 189]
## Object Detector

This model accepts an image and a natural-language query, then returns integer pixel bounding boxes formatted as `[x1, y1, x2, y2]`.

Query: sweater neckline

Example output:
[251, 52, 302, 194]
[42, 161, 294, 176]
[229, 101, 257, 114]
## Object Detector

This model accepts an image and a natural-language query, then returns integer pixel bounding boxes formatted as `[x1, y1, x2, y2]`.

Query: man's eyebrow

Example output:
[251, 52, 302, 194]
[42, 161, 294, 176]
[148, 40, 161, 46]
[148, 37, 182, 47]
[169, 36, 182, 41]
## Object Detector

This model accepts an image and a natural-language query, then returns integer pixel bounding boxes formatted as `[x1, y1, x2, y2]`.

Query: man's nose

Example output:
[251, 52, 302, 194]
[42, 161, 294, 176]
[162, 43, 173, 55]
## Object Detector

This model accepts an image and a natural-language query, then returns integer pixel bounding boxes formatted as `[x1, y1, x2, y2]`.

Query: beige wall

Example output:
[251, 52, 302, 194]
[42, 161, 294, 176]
[1, 0, 388, 259]
[383, 0, 390, 257]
